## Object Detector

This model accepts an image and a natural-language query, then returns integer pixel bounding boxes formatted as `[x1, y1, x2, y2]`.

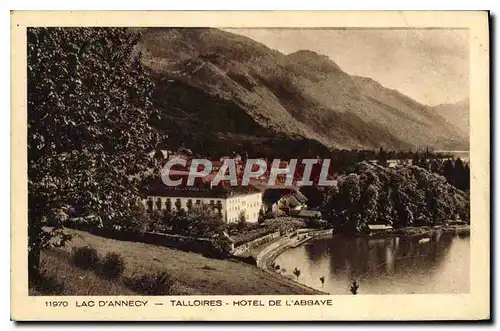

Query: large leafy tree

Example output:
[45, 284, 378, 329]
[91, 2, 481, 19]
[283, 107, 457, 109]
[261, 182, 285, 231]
[322, 162, 470, 232]
[28, 28, 159, 277]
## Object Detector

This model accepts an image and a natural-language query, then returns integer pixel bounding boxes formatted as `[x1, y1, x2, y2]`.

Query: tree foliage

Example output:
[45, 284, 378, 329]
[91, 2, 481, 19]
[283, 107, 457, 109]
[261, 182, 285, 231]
[166, 205, 227, 238]
[293, 267, 301, 280]
[322, 162, 470, 233]
[413, 155, 470, 191]
[299, 185, 326, 209]
[28, 27, 159, 276]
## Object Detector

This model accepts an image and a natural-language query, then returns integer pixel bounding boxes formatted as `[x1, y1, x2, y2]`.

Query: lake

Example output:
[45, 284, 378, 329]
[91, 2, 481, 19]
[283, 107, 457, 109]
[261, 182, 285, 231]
[436, 150, 470, 162]
[273, 232, 470, 294]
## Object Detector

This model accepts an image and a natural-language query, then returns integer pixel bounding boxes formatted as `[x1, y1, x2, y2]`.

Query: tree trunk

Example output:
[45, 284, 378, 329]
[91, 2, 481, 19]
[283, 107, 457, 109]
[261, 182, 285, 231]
[28, 217, 42, 281]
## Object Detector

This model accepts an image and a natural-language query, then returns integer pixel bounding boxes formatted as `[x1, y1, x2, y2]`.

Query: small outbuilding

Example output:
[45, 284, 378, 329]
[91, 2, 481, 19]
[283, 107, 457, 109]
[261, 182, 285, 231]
[367, 224, 393, 232]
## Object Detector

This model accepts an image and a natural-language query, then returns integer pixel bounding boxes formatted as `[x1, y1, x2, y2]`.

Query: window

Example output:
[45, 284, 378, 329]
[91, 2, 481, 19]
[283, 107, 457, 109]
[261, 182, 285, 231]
[187, 199, 193, 210]
[166, 198, 172, 212]
[155, 198, 162, 211]
[196, 200, 201, 205]
[175, 198, 181, 210]
[147, 198, 153, 211]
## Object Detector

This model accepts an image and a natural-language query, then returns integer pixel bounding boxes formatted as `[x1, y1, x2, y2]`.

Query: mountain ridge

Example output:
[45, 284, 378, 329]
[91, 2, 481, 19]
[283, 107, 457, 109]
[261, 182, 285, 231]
[136, 28, 469, 155]
[432, 98, 470, 137]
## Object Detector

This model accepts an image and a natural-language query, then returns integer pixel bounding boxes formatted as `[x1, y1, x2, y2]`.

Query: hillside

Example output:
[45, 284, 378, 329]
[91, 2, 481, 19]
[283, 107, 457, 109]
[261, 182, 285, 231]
[136, 28, 469, 154]
[432, 98, 470, 137]
[34, 228, 316, 295]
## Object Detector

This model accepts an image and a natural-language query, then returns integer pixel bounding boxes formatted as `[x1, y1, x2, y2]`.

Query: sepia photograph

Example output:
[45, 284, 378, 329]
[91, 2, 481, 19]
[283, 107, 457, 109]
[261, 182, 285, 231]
[11, 10, 490, 321]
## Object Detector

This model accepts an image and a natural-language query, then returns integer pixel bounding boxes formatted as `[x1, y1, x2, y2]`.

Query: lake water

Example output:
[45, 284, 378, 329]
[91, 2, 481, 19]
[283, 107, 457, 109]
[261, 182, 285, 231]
[436, 150, 470, 162]
[273, 233, 470, 294]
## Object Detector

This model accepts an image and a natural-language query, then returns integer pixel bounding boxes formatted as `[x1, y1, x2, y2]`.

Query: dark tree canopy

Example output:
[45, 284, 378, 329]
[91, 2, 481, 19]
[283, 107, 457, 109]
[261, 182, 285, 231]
[28, 27, 160, 275]
[413, 155, 470, 192]
[322, 162, 470, 233]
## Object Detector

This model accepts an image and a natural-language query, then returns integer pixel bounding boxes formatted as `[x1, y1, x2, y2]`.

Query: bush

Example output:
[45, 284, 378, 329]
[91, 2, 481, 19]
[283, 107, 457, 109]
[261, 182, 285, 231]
[234, 255, 257, 266]
[71, 246, 100, 270]
[29, 269, 66, 295]
[98, 252, 126, 279]
[205, 234, 233, 259]
[125, 271, 176, 295]
[237, 211, 247, 230]
[305, 218, 330, 229]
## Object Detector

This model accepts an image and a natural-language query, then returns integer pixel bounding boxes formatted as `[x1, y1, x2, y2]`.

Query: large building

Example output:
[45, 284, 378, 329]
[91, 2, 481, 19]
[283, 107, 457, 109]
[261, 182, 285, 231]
[143, 181, 263, 223]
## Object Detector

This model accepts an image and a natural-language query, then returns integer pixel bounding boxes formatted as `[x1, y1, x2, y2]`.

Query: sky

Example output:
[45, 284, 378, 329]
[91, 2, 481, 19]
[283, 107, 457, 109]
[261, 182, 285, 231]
[224, 28, 469, 106]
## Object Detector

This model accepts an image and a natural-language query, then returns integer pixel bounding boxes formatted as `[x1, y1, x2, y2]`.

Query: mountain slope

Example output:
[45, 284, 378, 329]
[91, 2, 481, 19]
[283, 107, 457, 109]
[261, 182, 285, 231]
[432, 98, 470, 136]
[136, 28, 469, 154]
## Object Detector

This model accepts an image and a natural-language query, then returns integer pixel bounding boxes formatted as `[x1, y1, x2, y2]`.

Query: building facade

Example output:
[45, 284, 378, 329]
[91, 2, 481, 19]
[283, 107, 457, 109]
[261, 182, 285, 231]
[143, 184, 262, 223]
[262, 188, 308, 215]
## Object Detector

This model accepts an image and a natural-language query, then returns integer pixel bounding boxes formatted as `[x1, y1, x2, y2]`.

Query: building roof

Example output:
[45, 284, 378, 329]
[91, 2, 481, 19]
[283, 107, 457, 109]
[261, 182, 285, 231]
[294, 191, 308, 204]
[146, 179, 260, 199]
[282, 195, 302, 207]
[367, 224, 393, 230]
[262, 188, 308, 206]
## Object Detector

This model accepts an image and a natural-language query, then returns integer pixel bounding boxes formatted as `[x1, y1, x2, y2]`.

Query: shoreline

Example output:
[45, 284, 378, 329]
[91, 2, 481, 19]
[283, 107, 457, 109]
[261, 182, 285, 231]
[366, 224, 470, 239]
[255, 229, 333, 294]
[255, 224, 470, 293]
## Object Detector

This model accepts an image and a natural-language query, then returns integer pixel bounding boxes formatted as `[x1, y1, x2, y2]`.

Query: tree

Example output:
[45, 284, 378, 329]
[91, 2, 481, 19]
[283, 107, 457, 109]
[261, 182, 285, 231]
[169, 209, 190, 235]
[116, 204, 152, 233]
[209, 232, 234, 259]
[28, 28, 159, 279]
[323, 173, 362, 233]
[257, 209, 265, 224]
[378, 147, 388, 167]
[237, 210, 247, 230]
[300, 185, 326, 209]
[186, 205, 227, 238]
[321, 162, 470, 231]
[442, 159, 455, 186]
[293, 267, 301, 280]
[350, 280, 359, 295]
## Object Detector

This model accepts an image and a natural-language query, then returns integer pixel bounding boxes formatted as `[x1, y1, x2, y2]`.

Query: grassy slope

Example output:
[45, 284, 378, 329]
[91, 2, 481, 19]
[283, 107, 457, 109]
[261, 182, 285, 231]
[32, 248, 136, 295]
[39, 228, 315, 295]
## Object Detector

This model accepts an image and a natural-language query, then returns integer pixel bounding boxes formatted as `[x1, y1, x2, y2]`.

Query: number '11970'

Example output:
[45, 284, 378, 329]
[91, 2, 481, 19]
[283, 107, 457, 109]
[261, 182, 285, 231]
[45, 301, 69, 307]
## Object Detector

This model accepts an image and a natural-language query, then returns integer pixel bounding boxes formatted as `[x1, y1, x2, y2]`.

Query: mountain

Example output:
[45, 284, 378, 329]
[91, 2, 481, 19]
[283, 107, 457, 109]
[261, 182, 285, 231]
[135, 28, 469, 156]
[432, 99, 470, 137]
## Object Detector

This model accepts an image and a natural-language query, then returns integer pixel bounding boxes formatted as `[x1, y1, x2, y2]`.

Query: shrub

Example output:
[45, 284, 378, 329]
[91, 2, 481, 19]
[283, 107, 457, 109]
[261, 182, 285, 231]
[115, 205, 151, 234]
[258, 210, 265, 224]
[305, 217, 330, 229]
[29, 269, 65, 295]
[235, 255, 257, 265]
[98, 252, 126, 279]
[71, 246, 100, 270]
[205, 234, 233, 259]
[125, 271, 176, 295]
[237, 211, 247, 230]
[293, 267, 301, 280]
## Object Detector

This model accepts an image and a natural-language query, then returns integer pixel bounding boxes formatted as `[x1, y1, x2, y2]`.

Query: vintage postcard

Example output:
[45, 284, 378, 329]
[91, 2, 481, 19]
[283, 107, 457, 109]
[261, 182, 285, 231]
[11, 11, 490, 321]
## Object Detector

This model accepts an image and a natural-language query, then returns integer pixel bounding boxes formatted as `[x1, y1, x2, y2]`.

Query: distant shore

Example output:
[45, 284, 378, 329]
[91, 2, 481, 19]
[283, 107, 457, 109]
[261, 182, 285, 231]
[365, 224, 470, 239]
